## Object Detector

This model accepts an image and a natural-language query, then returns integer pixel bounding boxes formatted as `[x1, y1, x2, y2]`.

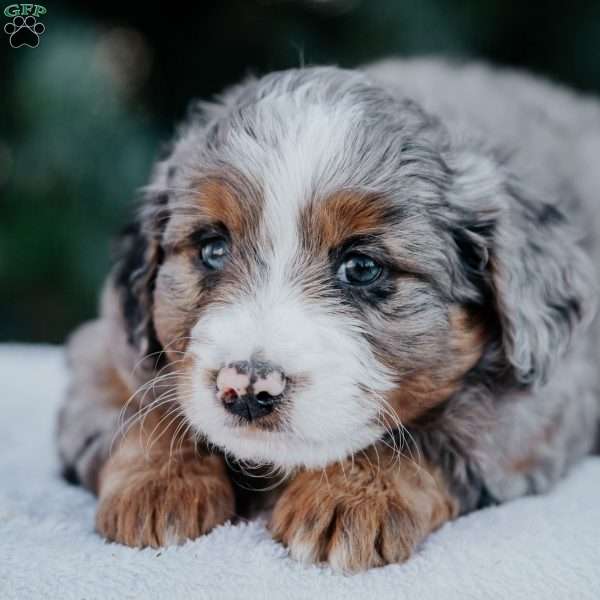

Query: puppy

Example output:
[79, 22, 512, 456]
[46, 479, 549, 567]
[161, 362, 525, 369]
[57, 58, 600, 572]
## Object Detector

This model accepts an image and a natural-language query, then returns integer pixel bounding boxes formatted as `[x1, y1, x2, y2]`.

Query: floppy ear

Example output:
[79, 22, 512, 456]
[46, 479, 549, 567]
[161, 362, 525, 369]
[447, 151, 597, 386]
[110, 187, 169, 375]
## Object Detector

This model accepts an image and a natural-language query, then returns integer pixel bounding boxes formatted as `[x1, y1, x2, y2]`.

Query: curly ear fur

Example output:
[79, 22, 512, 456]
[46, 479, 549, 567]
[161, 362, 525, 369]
[448, 150, 597, 386]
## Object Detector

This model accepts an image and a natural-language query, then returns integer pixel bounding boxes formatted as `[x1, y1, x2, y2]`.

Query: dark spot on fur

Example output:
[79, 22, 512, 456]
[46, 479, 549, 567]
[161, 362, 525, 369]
[252, 360, 276, 380]
[113, 219, 164, 363]
[475, 484, 500, 509]
[230, 360, 250, 375]
[452, 226, 492, 282]
[537, 203, 565, 226]
[114, 224, 147, 347]
[189, 222, 230, 250]
[115, 223, 147, 346]
[81, 431, 101, 453]
[61, 464, 80, 485]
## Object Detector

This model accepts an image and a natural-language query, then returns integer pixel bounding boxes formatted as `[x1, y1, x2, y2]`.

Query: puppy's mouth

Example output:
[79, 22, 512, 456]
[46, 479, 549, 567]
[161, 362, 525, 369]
[186, 364, 388, 468]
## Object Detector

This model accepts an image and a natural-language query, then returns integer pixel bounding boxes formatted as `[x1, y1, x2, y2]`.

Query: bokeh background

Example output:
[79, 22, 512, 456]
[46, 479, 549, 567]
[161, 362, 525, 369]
[2, 0, 600, 343]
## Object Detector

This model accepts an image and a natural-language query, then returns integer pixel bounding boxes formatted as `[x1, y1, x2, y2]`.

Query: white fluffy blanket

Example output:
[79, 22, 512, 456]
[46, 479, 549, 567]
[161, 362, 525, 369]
[1, 344, 599, 599]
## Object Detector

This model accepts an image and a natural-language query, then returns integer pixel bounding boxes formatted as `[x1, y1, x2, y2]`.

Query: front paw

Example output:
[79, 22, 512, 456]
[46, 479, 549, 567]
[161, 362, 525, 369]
[96, 458, 235, 548]
[270, 456, 457, 572]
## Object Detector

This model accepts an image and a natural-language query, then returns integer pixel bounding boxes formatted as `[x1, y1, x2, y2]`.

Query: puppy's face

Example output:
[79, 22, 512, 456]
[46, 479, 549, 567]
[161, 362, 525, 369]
[144, 70, 487, 469]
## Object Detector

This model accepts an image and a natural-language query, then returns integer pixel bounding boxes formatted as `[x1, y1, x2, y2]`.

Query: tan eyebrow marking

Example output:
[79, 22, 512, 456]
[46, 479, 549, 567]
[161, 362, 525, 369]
[163, 174, 263, 253]
[301, 190, 390, 253]
[196, 177, 259, 236]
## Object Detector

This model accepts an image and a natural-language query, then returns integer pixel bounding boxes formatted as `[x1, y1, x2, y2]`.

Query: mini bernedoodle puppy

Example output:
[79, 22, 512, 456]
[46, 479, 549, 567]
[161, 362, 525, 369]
[57, 58, 600, 572]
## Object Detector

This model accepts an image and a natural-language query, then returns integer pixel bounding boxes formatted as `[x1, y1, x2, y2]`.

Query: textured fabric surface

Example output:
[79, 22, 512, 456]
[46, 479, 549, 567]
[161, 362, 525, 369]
[1, 344, 599, 600]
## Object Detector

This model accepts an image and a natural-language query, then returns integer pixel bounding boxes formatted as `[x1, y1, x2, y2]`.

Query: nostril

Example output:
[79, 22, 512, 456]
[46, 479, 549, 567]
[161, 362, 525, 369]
[255, 390, 275, 405]
[221, 388, 239, 404]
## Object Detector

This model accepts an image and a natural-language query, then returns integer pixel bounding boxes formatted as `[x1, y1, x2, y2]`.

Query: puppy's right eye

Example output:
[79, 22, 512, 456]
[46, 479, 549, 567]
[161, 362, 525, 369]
[200, 237, 229, 270]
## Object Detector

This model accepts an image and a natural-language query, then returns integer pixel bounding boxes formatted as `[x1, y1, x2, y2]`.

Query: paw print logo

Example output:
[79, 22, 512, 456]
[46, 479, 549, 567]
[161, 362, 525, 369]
[4, 15, 45, 48]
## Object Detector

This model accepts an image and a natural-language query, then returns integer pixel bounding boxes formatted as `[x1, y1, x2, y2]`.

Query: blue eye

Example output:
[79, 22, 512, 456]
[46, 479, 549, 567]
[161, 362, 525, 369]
[200, 237, 229, 270]
[337, 253, 383, 286]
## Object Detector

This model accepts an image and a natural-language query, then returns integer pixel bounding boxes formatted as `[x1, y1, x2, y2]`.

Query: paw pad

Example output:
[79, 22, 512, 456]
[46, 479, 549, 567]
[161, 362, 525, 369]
[4, 15, 45, 48]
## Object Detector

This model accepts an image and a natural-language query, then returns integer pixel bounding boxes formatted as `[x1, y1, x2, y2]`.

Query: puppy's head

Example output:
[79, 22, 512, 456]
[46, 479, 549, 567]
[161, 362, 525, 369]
[115, 67, 595, 468]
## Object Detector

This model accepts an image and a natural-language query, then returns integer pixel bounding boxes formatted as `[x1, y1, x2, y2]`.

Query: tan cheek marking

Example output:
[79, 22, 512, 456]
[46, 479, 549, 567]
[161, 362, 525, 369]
[153, 256, 201, 356]
[386, 307, 488, 423]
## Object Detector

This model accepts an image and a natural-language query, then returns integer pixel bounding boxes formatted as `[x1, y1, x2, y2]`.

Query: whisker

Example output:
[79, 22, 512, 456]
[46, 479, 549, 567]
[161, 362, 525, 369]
[144, 403, 184, 456]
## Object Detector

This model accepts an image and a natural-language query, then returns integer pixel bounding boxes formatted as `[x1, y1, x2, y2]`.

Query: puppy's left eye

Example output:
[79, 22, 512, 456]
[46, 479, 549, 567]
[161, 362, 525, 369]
[337, 253, 383, 286]
[200, 237, 229, 270]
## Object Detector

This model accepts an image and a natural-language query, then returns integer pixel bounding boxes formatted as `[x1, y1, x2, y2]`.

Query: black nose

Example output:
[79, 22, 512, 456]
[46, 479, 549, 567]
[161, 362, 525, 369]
[223, 391, 277, 420]
[216, 359, 286, 421]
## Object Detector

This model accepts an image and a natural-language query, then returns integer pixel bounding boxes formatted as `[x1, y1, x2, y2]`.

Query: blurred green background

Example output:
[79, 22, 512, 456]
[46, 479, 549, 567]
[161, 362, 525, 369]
[2, 0, 599, 343]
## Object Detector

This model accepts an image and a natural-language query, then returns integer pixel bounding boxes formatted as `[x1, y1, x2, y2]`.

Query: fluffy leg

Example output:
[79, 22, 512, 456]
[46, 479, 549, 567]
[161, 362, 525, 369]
[270, 446, 458, 572]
